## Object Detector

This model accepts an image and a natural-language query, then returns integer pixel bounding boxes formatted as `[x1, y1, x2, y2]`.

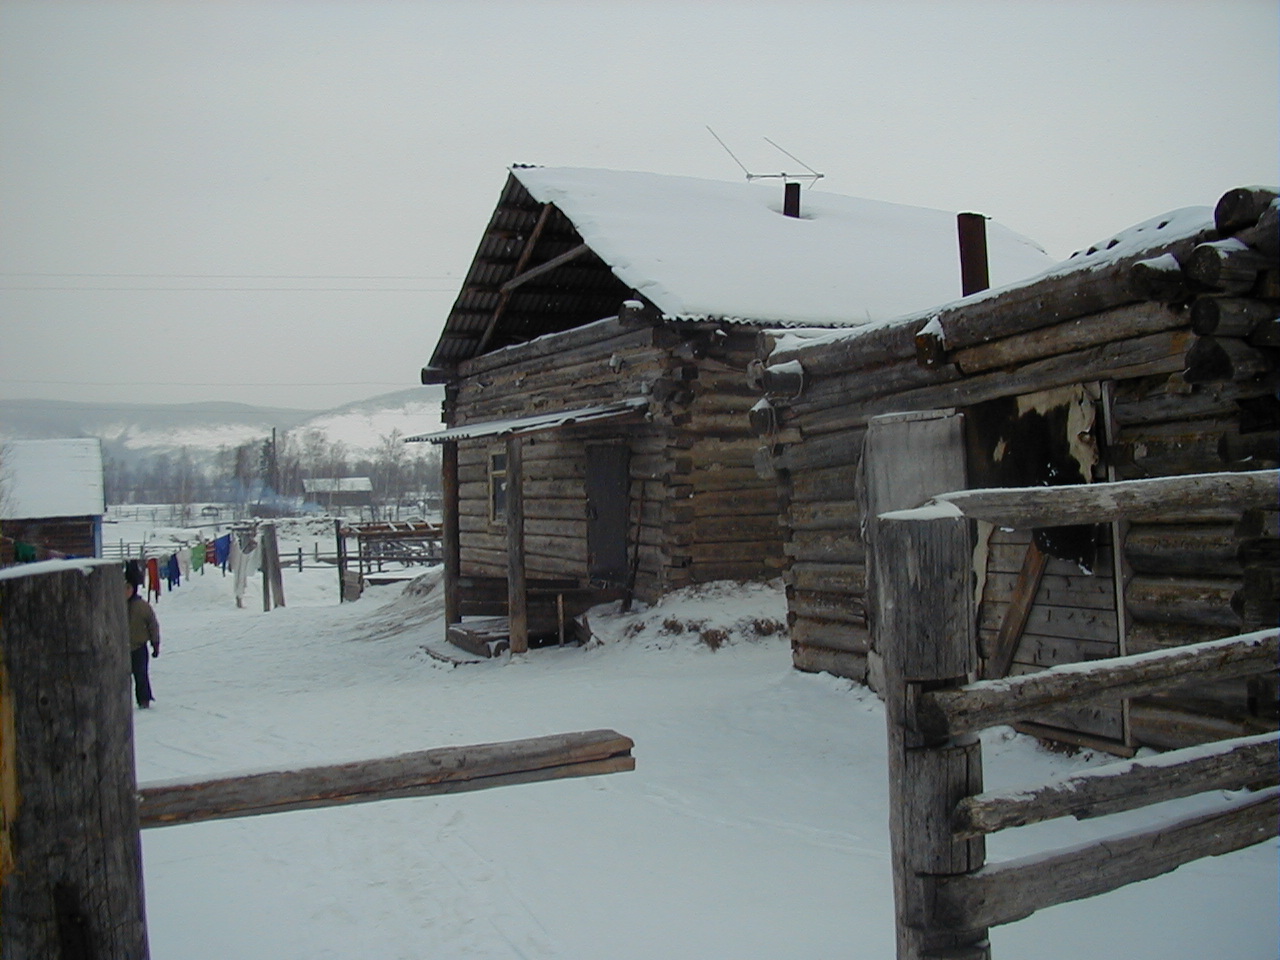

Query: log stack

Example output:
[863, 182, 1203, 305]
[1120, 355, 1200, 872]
[754, 187, 1278, 748]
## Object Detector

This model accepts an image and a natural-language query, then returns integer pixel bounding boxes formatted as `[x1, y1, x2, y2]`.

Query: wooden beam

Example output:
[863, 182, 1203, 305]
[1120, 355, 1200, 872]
[953, 731, 1279, 838]
[984, 541, 1048, 679]
[933, 787, 1279, 930]
[917, 629, 1279, 741]
[499, 243, 591, 294]
[893, 469, 1279, 528]
[474, 203, 554, 355]
[139, 730, 634, 828]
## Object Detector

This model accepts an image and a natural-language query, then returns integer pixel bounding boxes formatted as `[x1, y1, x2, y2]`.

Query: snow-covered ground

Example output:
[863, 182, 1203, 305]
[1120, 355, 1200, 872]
[128, 523, 1278, 960]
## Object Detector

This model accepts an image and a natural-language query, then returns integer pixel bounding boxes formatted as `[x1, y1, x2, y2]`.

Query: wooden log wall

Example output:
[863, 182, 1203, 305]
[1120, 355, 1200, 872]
[658, 328, 787, 590]
[756, 187, 1279, 746]
[450, 315, 786, 612]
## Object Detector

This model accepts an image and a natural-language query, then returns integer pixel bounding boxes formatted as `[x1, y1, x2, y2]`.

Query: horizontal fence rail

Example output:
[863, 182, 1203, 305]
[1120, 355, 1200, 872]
[138, 729, 634, 828]
[916, 629, 1278, 741]
[953, 730, 1280, 838]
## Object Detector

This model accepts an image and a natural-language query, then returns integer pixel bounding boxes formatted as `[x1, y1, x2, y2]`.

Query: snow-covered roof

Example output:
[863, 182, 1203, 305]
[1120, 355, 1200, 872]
[765, 204, 1217, 359]
[0, 438, 105, 520]
[511, 166, 1054, 326]
[428, 166, 1055, 368]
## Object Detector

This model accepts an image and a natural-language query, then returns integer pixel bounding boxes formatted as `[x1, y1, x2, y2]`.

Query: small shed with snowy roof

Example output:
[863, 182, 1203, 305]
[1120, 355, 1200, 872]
[413, 166, 1052, 656]
[0, 438, 106, 564]
[751, 185, 1278, 752]
[302, 477, 375, 515]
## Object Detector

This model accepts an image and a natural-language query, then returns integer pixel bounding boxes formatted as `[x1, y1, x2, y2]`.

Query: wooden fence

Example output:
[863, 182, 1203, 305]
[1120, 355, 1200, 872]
[873, 469, 1279, 960]
[0, 560, 632, 958]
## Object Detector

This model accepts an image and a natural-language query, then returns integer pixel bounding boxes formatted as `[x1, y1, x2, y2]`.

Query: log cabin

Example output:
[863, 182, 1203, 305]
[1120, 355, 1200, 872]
[0, 438, 106, 564]
[752, 186, 1279, 752]
[410, 166, 1052, 657]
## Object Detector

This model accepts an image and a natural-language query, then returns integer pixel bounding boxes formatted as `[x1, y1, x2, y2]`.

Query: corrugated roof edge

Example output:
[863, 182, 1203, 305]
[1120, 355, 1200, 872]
[404, 397, 649, 444]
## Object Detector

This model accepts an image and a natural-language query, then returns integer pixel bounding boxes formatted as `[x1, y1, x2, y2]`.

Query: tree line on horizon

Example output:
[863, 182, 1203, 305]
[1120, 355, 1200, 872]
[103, 428, 442, 513]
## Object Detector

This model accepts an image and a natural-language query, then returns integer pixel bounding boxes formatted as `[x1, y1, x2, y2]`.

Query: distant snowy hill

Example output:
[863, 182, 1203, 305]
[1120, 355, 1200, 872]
[0, 388, 444, 464]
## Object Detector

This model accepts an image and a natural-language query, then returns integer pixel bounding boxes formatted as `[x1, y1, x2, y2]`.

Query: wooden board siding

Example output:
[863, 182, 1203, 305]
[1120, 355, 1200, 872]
[980, 527, 1124, 743]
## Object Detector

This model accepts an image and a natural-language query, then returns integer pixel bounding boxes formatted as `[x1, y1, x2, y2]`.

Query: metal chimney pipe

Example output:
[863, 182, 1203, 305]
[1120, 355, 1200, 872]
[957, 212, 990, 296]
[784, 181, 801, 218]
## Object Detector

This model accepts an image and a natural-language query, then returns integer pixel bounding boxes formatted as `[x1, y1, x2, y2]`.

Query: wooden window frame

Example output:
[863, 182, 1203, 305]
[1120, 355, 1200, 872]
[488, 448, 508, 527]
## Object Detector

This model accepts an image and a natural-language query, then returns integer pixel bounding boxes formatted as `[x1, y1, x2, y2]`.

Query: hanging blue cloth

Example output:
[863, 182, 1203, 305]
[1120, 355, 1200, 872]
[214, 534, 232, 571]
[165, 553, 181, 590]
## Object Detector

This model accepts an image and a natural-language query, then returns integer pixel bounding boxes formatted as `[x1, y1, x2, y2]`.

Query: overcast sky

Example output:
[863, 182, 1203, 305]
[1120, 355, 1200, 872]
[1, 0, 1276, 411]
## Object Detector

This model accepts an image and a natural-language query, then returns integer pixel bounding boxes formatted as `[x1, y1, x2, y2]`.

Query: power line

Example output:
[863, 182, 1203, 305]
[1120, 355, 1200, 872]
[1, 285, 457, 292]
[1, 378, 417, 387]
[0, 271, 459, 280]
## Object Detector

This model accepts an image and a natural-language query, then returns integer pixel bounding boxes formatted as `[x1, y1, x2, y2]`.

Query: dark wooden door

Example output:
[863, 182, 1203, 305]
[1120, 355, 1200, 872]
[585, 444, 630, 585]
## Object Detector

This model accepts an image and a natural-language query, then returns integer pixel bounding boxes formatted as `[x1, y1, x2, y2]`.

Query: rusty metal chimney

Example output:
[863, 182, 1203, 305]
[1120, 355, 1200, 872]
[957, 212, 990, 295]
[784, 181, 801, 218]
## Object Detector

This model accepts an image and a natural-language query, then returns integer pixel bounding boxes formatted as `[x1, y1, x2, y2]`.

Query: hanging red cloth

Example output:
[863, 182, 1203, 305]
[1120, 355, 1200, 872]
[146, 556, 162, 602]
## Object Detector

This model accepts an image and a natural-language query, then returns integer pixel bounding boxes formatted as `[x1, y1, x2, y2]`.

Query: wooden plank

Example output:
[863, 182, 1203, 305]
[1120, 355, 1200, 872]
[897, 469, 1278, 528]
[979, 604, 1119, 646]
[863, 409, 968, 694]
[917, 629, 1279, 740]
[139, 730, 635, 827]
[952, 732, 1279, 838]
[985, 542, 1047, 679]
[499, 242, 591, 293]
[932, 787, 1280, 930]
[981, 572, 1116, 611]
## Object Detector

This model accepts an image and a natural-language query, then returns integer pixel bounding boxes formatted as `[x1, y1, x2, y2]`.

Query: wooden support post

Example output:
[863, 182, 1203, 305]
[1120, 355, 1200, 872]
[334, 519, 346, 603]
[442, 441, 461, 626]
[0, 560, 149, 958]
[259, 522, 285, 610]
[875, 511, 988, 960]
[507, 435, 528, 655]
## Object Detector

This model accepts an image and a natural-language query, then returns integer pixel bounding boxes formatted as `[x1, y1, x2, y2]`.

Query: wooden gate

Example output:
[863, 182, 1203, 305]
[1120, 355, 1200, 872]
[873, 469, 1279, 959]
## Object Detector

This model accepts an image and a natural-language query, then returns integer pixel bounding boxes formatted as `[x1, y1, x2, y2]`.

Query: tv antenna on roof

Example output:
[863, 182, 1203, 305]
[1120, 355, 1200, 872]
[706, 126, 824, 187]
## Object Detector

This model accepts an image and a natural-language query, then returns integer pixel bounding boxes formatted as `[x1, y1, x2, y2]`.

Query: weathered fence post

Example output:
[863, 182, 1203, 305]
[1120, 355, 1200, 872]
[0, 560, 148, 959]
[875, 510, 988, 960]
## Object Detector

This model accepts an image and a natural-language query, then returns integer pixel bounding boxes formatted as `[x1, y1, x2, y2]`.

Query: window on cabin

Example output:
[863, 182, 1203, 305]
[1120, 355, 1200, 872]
[488, 450, 508, 526]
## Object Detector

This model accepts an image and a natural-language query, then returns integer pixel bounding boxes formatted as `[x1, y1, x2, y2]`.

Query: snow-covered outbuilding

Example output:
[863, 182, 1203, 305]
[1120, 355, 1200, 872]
[752, 186, 1279, 752]
[412, 166, 1052, 655]
[302, 477, 375, 515]
[0, 438, 106, 564]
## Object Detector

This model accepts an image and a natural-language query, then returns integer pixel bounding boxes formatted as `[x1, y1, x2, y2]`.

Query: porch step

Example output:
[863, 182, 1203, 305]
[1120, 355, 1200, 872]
[447, 618, 512, 659]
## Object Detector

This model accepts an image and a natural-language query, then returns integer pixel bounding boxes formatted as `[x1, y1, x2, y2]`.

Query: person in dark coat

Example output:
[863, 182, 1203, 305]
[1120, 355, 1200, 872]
[125, 566, 161, 708]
